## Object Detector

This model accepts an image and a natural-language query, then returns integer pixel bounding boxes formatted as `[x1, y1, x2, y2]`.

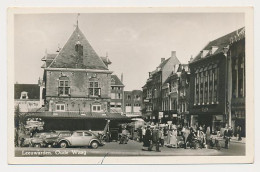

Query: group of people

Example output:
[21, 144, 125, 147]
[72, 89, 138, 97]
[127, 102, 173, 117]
[139, 123, 236, 152]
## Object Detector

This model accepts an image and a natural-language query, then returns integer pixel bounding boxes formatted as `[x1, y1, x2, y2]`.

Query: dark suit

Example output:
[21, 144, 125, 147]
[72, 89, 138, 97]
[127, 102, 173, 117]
[149, 129, 160, 151]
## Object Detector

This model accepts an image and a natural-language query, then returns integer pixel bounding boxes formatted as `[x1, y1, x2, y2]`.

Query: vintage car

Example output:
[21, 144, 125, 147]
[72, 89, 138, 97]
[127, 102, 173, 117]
[43, 131, 72, 147]
[30, 132, 56, 147]
[57, 130, 104, 149]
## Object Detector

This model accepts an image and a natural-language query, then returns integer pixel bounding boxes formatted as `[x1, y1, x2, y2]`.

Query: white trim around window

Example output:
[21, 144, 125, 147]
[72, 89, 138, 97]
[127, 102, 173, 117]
[92, 105, 101, 112]
[56, 104, 65, 111]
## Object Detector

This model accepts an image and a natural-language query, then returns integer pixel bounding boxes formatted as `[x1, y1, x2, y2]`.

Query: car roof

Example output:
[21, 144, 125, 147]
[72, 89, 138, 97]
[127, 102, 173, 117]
[74, 130, 92, 132]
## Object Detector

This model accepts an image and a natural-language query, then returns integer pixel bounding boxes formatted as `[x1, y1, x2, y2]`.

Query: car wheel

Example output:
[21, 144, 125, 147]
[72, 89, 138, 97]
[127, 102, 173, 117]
[34, 143, 41, 148]
[59, 141, 68, 148]
[91, 141, 99, 149]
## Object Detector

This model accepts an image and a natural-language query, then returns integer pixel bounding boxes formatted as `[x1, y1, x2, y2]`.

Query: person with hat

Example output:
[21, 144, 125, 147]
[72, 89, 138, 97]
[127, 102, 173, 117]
[142, 126, 152, 151]
[149, 126, 161, 152]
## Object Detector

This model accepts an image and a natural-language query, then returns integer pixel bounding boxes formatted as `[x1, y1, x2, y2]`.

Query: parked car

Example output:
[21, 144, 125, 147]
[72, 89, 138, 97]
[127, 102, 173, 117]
[43, 131, 72, 147]
[30, 132, 56, 147]
[58, 130, 104, 149]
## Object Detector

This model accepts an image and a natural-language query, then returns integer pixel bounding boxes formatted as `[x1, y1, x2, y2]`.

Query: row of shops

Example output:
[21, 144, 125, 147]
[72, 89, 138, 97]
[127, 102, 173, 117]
[142, 28, 246, 137]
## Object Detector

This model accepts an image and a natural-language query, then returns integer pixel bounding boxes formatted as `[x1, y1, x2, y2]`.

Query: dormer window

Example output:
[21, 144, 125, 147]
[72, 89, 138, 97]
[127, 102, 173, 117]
[211, 46, 218, 55]
[58, 76, 70, 96]
[20, 91, 28, 99]
[201, 50, 209, 58]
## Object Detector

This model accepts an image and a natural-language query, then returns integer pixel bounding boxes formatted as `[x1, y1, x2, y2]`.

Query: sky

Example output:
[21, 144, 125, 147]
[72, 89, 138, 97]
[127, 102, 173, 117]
[14, 13, 244, 91]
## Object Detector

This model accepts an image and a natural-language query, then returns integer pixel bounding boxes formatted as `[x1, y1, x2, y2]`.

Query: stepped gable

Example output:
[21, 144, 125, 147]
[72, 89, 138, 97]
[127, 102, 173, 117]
[48, 26, 108, 70]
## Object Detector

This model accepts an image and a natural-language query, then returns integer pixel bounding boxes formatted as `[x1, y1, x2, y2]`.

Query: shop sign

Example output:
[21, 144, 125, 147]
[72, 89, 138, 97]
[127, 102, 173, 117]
[144, 99, 150, 103]
[165, 115, 169, 118]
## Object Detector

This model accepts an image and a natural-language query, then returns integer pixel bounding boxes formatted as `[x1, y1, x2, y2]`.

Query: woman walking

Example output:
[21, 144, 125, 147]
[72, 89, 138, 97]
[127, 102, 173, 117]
[169, 128, 178, 148]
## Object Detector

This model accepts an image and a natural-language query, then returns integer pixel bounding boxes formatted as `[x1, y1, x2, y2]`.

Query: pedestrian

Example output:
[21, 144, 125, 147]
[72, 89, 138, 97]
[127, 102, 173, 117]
[237, 125, 242, 141]
[182, 126, 190, 149]
[205, 126, 211, 148]
[159, 127, 164, 147]
[142, 126, 152, 151]
[149, 126, 160, 152]
[169, 128, 178, 148]
[224, 125, 231, 149]
[166, 127, 171, 146]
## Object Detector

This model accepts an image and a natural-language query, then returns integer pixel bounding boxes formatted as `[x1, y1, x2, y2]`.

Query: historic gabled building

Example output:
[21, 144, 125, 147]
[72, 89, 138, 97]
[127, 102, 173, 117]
[33, 25, 130, 130]
[142, 51, 181, 122]
[160, 64, 190, 125]
[189, 27, 245, 133]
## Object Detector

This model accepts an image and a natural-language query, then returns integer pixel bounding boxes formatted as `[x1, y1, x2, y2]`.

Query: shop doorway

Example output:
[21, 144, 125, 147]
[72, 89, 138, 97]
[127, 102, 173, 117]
[198, 115, 212, 132]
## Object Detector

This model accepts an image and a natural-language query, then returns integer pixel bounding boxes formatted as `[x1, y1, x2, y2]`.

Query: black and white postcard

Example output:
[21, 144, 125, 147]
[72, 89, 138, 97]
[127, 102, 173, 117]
[7, 7, 254, 164]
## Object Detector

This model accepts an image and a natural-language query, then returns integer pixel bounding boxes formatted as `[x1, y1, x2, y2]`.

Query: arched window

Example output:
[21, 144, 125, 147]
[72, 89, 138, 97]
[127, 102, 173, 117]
[58, 76, 70, 96]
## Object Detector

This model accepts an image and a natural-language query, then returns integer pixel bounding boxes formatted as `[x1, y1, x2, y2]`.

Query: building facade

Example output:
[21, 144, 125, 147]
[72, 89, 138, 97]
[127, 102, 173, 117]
[34, 25, 130, 130]
[142, 51, 181, 122]
[160, 64, 190, 125]
[228, 28, 246, 137]
[124, 90, 143, 116]
[189, 27, 245, 134]
[110, 74, 124, 113]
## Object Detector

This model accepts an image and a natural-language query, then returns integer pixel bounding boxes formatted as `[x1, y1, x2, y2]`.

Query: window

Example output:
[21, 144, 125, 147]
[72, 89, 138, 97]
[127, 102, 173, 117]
[118, 93, 121, 99]
[20, 91, 28, 99]
[75, 132, 83, 137]
[84, 132, 92, 136]
[118, 87, 121, 90]
[126, 103, 131, 106]
[127, 95, 131, 100]
[56, 104, 65, 111]
[58, 77, 70, 96]
[92, 105, 101, 112]
[89, 81, 100, 96]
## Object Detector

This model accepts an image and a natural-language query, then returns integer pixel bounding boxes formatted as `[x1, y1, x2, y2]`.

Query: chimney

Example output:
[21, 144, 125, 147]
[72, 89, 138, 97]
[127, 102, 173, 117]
[161, 58, 165, 63]
[171, 51, 176, 57]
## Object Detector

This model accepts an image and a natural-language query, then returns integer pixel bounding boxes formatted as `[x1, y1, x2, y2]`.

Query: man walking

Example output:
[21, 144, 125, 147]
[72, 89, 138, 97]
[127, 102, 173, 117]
[149, 126, 160, 152]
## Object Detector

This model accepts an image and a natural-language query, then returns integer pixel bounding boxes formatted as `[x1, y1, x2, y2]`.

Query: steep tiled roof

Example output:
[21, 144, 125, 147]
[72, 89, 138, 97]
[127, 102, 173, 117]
[158, 58, 170, 69]
[111, 75, 124, 86]
[192, 27, 245, 63]
[48, 26, 108, 70]
[14, 84, 40, 100]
